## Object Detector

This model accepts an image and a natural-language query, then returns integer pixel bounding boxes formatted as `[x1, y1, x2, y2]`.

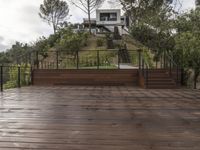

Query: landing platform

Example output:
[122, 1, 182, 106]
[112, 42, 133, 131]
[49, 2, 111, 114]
[0, 86, 200, 149]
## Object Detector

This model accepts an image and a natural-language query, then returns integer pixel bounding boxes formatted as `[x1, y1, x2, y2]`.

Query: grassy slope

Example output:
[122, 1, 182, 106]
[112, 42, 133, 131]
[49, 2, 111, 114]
[80, 34, 144, 51]
[80, 35, 107, 51]
[42, 34, 154, 68]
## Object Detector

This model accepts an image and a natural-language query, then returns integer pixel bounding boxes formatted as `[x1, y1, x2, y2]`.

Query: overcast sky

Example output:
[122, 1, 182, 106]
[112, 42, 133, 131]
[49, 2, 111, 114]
[0, 0, 196, 52]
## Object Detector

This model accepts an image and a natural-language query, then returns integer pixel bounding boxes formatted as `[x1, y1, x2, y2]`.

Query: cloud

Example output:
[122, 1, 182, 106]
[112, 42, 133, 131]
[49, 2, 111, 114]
[0, 43, 7, 51]
[0, 36, 8, 51]
[0, 36, 4, 42]
[0, 0, 52, 51]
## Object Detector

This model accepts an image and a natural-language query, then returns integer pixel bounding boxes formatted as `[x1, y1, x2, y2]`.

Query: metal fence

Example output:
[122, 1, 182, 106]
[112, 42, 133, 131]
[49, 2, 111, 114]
[0, 65, 32, 92]
[0, 49, 181, 91]
[29, 50, 140, 70]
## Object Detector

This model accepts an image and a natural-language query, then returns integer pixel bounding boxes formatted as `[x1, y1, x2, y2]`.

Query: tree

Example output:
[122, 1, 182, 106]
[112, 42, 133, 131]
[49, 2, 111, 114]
[123, 0, 176, 58]
[174, 9, 200, 89]
[39, 0, 69, 34]
[70, 0, 105, 34]
[196, 0, 200, 7]
[175, 32, 200, 89]
[108, 0, 175, 25]
[33, 37, 50, 58]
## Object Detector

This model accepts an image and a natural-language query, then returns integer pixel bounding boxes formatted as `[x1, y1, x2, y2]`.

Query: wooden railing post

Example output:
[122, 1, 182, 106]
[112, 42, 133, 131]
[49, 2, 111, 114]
[118, 50, 120, 69]
[18, 66, 21, 88]
[0, 65, 3, 92]
[164, 51, 166, 68]
[36, 51, 39, 69]
[76, 51, 79, 69]
[30, 66, 33, 85]
[142, 59, 144, 73]
[97, 50, 100, 69]
[181, 68, 184, 86]
[56, 51, 59, 69]
[170, 60, 172, 77]
[138, 49, 142, 70]
[176, 66, 179, 85]
[146, 66, 149, 88]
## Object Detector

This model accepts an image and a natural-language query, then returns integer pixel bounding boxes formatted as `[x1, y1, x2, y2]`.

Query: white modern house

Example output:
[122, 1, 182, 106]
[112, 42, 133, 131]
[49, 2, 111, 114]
[83, 9, 130, 35]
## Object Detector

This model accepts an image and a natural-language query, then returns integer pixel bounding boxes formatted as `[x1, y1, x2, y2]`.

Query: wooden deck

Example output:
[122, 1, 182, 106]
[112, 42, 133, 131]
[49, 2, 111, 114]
[0, 86, 200, 150]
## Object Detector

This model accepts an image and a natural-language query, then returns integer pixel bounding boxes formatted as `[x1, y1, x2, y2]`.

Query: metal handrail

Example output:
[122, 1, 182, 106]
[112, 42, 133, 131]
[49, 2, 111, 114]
[164, 53, 180, 85]
[139, 53, 149, 88]
[17, 49, 139, 70]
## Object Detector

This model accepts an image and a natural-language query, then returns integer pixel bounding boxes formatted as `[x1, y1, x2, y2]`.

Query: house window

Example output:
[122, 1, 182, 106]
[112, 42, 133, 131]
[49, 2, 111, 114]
[100, 13, 117, 21]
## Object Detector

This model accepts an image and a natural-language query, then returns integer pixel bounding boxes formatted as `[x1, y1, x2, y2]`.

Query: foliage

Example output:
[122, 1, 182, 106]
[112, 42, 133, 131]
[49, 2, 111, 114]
[105, 33, 114, 49]
[3, 64, 31, 89]
[130, 24, 175, 56]
[0, 52, 11, 64]
[96, 38, 104, 47]
[80, 32, 89, 46]
[142, 49, 154, 68]
[196, 0, 200, 6]
[56, 28, 89, 54]
[122, 0, 176, 59]
[0, 42, 31, 65]
[174, 9, 200, 89]
[33, 37, 49, 58]
[109, 0, 175, 25]
[39, 0, 69, 33]
[79, 51, 117, 68]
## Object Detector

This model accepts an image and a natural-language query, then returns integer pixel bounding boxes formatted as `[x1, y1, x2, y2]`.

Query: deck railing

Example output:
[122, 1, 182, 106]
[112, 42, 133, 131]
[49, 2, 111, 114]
[0, 65, 32, 92]
[0, 49, 182, 91]
[138, 50, 181, 87]
[15, 49, 140, 70]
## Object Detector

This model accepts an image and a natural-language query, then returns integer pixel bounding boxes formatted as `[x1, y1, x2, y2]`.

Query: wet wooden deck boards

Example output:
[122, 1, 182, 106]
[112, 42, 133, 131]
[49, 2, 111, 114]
[0, 86, 200, 150]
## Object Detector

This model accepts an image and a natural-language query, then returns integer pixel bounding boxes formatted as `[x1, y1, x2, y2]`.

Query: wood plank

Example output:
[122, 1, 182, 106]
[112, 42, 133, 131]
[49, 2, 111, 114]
[33, 69, 138, 86]
[0, 86, 200, 149]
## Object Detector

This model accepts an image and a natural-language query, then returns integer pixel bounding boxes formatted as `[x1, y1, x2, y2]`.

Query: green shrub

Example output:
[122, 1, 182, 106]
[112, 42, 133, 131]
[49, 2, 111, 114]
[81, 32, 89, 46]
[96, 38, 104, 47]
[105, 34, 114, 49]
[3, 64, 31, 89]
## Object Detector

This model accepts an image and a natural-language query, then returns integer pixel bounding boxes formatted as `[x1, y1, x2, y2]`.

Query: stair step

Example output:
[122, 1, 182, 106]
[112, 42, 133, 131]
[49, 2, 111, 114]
[147, 85, 178, 89]
[147, 82, 176, 86]
[148, 81, 175, 84]
[142, 69, 180, 89]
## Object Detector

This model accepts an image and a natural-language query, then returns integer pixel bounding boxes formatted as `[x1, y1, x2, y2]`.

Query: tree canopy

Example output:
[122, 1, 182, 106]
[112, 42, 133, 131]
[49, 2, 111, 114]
[39, 0, 70, 33]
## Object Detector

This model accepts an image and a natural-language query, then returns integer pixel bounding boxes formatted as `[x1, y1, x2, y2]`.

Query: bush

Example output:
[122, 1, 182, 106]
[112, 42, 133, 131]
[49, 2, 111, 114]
[105, 33, 114, 49]
[56, 28, 90, 55]
[3, 64, 31, 89]
[80, 32, 89, 46]
[113, 26, 121, 40]
[96, 38, 104, 47]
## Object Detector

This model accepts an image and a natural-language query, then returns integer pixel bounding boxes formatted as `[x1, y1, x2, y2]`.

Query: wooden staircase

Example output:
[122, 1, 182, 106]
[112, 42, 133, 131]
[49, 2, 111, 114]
[145, 69, 178, 89]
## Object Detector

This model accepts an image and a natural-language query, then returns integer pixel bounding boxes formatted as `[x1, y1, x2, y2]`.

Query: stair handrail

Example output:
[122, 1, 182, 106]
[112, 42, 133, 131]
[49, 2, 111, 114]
[164, 53, 180, 85]
[140, 52, 149, 88]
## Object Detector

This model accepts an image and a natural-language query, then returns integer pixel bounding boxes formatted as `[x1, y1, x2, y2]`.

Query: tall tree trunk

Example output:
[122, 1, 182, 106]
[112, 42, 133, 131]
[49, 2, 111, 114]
[88, 13, 92, 34]
[87, 0, 91, 34]
[53, 24, 56, 34]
